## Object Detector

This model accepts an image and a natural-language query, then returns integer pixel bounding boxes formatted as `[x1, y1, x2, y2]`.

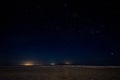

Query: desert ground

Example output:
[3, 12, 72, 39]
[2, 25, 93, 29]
[0, 65, 120, 80]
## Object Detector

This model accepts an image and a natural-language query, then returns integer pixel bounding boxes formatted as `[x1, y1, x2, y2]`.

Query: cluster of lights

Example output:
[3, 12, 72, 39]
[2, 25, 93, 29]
[20, 61, 72, 66]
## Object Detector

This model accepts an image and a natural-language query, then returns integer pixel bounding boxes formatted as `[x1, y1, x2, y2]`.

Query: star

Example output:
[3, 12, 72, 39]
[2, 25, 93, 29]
[64, 3, 68, 7]
[55, 26, 61, 31]
[96, 30, 101, 34]
[89, 30, 95, 35]
[73, 13, 80, 18]
[110, 52, 115, 56]
[77, 30, 81, 33]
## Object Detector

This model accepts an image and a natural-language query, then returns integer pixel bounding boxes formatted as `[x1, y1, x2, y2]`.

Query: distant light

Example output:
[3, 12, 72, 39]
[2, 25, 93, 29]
[23, 63, 34, 66]
[50, 62, 56, 66]
[21, 61, 35, 66]
[65, 61, 71, 65]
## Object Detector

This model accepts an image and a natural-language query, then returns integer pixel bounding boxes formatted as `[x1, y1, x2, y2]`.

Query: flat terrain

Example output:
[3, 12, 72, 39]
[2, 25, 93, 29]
[0, 66, 120, 80]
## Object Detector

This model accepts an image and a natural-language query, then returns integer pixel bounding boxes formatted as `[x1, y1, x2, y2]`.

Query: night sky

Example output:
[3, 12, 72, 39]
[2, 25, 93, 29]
[0, 1, 120, 65]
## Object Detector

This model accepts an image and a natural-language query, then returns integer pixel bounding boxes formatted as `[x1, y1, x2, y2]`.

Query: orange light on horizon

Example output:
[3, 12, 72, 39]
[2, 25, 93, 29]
[21, 61, 35, 66]
[23, 63, 34, 66]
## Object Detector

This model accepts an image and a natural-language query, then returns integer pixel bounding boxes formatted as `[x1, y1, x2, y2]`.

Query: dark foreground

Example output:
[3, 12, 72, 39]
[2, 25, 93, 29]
[0, 66, 120, 80]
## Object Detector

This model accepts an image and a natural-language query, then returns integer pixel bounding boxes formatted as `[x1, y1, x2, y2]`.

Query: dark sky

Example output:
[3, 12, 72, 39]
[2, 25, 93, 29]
[0, 1, 120, 65]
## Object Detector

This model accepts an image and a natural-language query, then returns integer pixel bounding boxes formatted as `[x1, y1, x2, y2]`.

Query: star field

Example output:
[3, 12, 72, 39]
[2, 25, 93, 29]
[0, 1, 120, 65]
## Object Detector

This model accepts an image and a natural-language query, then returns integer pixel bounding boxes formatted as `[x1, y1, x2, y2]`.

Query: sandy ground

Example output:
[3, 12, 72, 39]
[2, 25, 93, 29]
[0, 66, 120, 80]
